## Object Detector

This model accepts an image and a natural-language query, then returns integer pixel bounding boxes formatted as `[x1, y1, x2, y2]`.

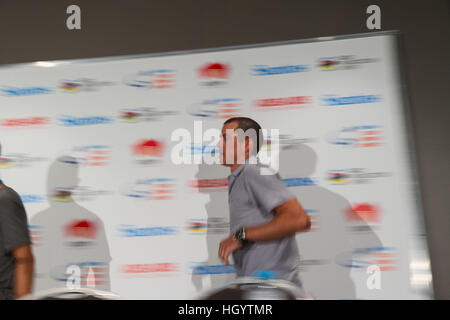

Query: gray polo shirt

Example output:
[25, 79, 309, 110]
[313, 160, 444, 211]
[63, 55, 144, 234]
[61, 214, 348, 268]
[0, 181, 31, 299]
[227, 157, 303, 287]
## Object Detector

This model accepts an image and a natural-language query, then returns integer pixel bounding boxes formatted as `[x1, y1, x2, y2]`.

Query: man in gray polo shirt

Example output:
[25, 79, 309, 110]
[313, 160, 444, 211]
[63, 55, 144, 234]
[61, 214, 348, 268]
[217, 117, 311, 288]
[0, 143, 34, 299]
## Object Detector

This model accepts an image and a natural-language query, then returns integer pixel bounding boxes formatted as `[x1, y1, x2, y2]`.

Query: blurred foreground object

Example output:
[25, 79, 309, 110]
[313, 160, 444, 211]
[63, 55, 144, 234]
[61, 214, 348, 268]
[199, 277, 313, 300]
[19, 287, 119, 300]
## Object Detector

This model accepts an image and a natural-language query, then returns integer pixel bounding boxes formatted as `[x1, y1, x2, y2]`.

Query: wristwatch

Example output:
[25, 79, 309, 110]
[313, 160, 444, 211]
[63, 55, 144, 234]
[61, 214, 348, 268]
[233, 227, 249, 245]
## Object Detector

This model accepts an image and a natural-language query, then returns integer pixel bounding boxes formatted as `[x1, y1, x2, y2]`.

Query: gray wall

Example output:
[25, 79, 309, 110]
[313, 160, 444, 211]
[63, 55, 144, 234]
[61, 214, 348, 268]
[0, 0, 449, 299]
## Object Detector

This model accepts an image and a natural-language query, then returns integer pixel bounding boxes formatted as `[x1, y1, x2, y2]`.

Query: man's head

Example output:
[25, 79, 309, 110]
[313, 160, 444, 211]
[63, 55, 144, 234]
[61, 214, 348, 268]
[217, 117, 264, 167]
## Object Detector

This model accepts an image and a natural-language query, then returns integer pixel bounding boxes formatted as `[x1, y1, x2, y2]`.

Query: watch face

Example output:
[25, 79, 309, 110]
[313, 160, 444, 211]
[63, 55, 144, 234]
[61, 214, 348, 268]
[234, 229, 242, 241]
[237, 228, 245, 242]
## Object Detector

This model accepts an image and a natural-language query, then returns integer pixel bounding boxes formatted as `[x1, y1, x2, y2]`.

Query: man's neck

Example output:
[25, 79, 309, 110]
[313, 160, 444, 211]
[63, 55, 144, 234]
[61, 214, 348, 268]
[230, 163, 242, 174]
[229, 154, 257, 174]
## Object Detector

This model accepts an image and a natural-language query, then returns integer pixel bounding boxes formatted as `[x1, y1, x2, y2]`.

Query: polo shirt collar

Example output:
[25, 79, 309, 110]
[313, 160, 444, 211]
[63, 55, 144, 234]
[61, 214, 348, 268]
[229, 155, 258, 178]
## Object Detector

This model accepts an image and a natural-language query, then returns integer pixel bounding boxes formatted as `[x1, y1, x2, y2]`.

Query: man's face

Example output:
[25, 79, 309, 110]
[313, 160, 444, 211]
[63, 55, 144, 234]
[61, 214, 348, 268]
[217, 121, 247, 167]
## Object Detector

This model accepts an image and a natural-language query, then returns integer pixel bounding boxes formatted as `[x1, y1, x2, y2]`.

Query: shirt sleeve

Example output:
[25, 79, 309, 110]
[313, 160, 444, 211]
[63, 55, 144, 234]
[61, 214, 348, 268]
[0, 192, 32, 253]
[244, 165, 296, 215]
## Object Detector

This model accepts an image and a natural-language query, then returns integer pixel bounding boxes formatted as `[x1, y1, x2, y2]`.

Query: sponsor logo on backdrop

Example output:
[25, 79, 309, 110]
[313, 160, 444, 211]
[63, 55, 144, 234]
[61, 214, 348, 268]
[123, 69, 175, 89]
[0, 155, 13, 167]
[344, 203, 382, 232]
[50, 262, 108, 286]
[65, 220, 98, 239]
[283, 177, 317, 187]
[120, 178, 176, 200]
[189, 262, 235, 275]
[198, 62, 231, 86]
[318, 58, 339, 71]
[46, 186, 111, 202]
[60, 145, 111, 166]
[254, 96, 312, 111]
[0, 116, 51, 128]
[317, 55, 379, 71]
[29, 225, 44, 247]
[20, 194, 46, 203]
[63, 219, 98, 247]
[51, 188, 75, 202]
[345, 203, 381, 223]
[188, 177, 228, 192]
[185, 143, 218, 155]
[59, 78, 115, 92]
[71, 186, 113, 202]
[187, 98, 241, 119]
[262, 134, 317, 152]
[118, 225, 179, 237]
[186, 219, 206, 234]
[326, 168, 391, 185]
[335, 247, 398, 271]
[132, 139, 165, 165]
[186, 218, 229, 234]
[0, 86, 53, 97]
[327, 125, 383, 148]
[251, 64, 310, 76]
[0, 153, 48, 168]
[118, 107, 179, 123]
[120, 263, 179, 277]
[58, 115, 114, 127]
[320, 94, 382, 106]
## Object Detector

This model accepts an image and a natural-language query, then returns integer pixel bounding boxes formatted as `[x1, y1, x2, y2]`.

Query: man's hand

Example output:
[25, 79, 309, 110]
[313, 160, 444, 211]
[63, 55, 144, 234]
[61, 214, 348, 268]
[218, 235, 242, 265]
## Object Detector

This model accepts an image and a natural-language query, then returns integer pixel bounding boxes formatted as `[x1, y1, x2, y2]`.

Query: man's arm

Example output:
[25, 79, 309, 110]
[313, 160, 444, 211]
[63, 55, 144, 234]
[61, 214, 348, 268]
[245, 197, 311, 242]
[12, 244, 34, 299]
[219, 198, 310, 265]
[219, 165, 311, 265]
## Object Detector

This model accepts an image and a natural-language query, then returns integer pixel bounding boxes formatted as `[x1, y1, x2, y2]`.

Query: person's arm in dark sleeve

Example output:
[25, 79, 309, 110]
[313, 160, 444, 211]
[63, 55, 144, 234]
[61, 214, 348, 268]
[244, 166, 311, 242]
[0, 195, 34, 299]
[12, 244, 34, 299]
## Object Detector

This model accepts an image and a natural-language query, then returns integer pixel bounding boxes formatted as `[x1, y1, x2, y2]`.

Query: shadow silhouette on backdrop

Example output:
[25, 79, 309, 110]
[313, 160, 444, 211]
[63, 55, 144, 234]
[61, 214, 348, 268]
[190, 162, 235, 292]
[278, 144, 382, 299]
[30, 156, 111, 293]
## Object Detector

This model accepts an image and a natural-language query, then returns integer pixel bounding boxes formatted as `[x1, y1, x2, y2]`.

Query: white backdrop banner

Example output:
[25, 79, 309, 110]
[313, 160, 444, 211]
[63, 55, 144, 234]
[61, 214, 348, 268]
[0, 31, 433, 299]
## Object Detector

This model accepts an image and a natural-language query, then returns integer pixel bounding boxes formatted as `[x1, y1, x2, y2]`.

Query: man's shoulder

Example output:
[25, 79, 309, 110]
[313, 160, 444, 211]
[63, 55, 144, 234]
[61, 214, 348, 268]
[242, 160, 278, 179]
[0, 185, 21, 204]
